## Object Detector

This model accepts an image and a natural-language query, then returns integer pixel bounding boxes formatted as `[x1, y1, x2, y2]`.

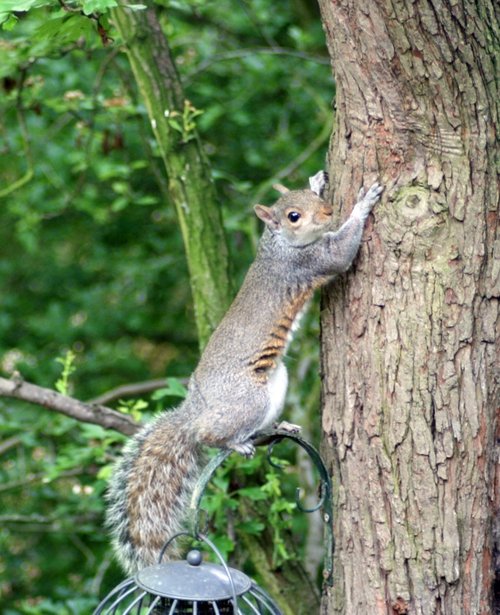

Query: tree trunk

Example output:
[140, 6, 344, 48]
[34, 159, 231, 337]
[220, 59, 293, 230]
[317, 1, 499, 613]
[111, 5, 232, 348]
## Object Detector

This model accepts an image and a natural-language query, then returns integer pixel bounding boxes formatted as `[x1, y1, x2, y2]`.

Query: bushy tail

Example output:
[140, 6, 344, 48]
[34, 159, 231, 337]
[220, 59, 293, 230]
[105, 409, 202, 574]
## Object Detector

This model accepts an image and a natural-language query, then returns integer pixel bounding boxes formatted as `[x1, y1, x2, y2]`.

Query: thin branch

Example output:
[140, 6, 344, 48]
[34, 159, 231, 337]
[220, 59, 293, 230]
[237, 0, 278, 47]
[0, 513, 101, 533]
[0, 376, 139, 436]
[89, 377, 172, 405]
[0, 436, 21, 456]
[62, 47, 121, 209]
[90, 553, 114, 597]
[253, 114, 332, 204]
[0, 514, 55, 523]
[185, 47, 330, 84]
[0, 467, 87, 494]
[0, 68, 34, 199]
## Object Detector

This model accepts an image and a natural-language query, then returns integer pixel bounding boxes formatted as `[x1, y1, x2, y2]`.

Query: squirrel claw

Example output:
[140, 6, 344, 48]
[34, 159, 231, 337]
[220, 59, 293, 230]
[228, 441, 256, 458]
[274, 421, 301, 434]
[353, 180, 384, 218]
[365, 181, 384, 200]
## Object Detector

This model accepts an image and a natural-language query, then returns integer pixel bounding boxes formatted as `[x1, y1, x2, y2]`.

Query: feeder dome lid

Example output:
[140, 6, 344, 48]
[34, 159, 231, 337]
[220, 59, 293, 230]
[135, 549, 252, 602]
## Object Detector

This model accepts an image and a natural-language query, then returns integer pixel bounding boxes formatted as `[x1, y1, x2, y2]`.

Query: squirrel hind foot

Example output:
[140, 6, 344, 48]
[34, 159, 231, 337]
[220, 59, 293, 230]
[227, 441, 256, 458]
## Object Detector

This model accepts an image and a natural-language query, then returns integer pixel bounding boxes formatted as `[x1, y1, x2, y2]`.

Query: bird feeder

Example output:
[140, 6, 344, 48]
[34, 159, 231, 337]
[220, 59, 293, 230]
[94, 534, 282, 614]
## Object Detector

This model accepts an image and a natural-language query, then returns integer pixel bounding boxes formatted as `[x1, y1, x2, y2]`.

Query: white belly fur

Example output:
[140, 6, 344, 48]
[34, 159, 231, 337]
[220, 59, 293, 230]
[260, 299, 310, 430]
[262, 362, 288, 429]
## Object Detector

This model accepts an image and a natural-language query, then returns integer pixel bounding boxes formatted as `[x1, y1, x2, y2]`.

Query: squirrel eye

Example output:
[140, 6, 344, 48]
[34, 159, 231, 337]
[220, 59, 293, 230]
[287, 211, 301, 223]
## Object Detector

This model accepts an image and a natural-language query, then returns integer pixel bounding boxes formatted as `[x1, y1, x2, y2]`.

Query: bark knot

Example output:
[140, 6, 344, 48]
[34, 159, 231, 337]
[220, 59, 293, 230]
[392, 597, 409, 614]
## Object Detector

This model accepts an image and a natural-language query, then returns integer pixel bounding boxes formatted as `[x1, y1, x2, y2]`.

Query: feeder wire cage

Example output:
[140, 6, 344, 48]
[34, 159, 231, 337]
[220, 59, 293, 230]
[94, 534, 282, 614]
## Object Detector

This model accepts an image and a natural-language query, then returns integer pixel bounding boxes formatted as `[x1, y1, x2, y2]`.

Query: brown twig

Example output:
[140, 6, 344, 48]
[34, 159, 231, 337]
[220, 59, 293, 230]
[0, 376, 139, 436]
[0, 435, 21, 456]
[0, 467, 84, 493]
[89, 378, 166, 405]
[185, 47, 330, 84]
[89, 377, 188, 405]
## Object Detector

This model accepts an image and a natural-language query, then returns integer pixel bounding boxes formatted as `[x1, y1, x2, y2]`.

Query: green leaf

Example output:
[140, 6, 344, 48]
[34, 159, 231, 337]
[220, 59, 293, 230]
[110, 195, 129, 211]
[97, 464, 114, 481]
[151, 377, 187, 400]
[207, 534, 234, 561]
[1, 13, 18, 30]
[54, 350, 77, 395]
[0, 0, 46, 13]
[117, 398, 149, 422]
[167, 118, 183, 133]
[81, 0, 118, 16]
[237, 519, 265, 535]
[79, 423, 108, 440]
[237, 486, 268, 501]
[33, 14, 96, 47]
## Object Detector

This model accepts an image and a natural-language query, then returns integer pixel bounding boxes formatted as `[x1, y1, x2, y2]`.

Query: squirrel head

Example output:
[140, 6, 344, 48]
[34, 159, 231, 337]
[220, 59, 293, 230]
[254, 189, 333, 247]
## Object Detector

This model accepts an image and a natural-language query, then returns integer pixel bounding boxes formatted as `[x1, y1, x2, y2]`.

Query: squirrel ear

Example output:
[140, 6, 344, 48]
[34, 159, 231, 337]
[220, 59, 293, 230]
[272, 183, 290, 195]
[309, 170, 329, 197]
[254, 204, 280, 230]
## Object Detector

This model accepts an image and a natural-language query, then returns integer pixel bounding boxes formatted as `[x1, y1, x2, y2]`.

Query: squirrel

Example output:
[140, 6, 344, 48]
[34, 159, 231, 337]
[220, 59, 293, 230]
[105, 172, 383, 574]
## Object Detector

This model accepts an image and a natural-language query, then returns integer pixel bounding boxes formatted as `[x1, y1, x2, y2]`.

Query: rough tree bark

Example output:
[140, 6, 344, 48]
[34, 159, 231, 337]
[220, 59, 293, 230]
[317, 1, 498, 614]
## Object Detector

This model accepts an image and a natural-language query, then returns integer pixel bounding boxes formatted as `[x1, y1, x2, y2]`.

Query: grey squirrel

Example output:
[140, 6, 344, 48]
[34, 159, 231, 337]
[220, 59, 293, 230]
[105, 172, 383, 574]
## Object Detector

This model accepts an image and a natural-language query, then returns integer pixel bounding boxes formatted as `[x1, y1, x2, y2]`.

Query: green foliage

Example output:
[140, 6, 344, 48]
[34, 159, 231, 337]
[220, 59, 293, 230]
[0, 0, 331, 610]
[5, 596, 98, 615]
[115, 398, 148, 422]
[54, 350, 77, 394]
[150, 376, 188, 401]
[201, 447, 301, 571]
[165, 99, 204, 144]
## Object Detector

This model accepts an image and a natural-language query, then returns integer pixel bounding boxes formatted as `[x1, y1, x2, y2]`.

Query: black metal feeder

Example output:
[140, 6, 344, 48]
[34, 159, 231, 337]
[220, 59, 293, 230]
[94, 430, 333, 614]
[94, 535, 282, 614]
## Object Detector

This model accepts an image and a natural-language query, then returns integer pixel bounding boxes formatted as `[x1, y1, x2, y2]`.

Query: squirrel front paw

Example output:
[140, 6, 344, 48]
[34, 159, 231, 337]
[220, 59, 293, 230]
[354, 181, 384, 219]
[274, 420, 301, 434]
[227, 441, 256, 458]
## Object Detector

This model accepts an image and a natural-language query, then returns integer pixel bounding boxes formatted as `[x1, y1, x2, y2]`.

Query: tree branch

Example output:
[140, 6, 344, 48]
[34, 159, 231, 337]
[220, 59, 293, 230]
[185, 47, 330, 84]
[0, 514, 55, 523]
[0, 435, 21, 456]
[0, 467, 86, 494]
[0, 513, 101, 533]
[0, 376, 139, 436]
[89, 377, 173, 405]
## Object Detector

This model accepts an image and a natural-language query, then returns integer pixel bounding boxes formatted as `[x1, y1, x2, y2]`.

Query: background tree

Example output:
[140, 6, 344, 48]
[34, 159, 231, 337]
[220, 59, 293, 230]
[111, 5, 232, 349]
[317, 1, 498, 613]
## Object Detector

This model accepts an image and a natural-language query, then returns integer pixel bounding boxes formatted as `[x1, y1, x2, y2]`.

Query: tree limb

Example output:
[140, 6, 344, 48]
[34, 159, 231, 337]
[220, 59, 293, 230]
[0, 376, 139, 436]
[185, 47, 330, 83]
[0, 514, 55, 523]
[89, 377, 173, 405]
[0, 467, 87, 493]
[0, 435, 21, 456]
